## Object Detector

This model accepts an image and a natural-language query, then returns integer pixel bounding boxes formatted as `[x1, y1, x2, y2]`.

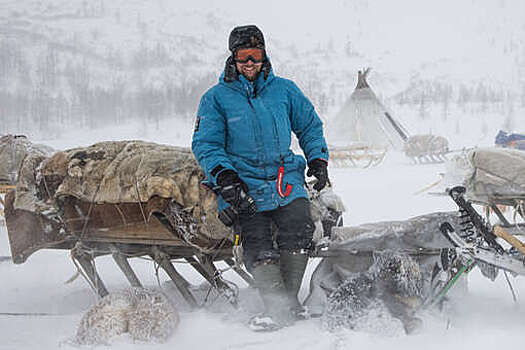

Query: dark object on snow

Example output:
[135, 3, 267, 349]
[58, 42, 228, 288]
[495, 130, 525, 150]
[322, 252, 423, 335]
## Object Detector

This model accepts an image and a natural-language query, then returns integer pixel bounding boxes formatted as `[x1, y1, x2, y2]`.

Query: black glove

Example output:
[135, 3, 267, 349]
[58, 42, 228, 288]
[307, 159, 329, 191]
[216, 170, 258, 216]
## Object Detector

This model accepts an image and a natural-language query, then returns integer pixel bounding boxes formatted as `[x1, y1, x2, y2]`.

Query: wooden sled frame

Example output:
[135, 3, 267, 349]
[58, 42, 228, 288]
[466, 197, 525, 255]
[471, 197, 525, 229]
[68, 240, 254, 309]
[3, 185, 344, 310]
[329, 145, 387, 168]
[409, 152, 449, 164]
[2, 187, 254, 309]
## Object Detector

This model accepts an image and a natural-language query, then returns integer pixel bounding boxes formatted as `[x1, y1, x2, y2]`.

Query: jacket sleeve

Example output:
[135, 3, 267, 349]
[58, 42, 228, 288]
[191, 91, 237, 185]
[288, 82, 329, 163]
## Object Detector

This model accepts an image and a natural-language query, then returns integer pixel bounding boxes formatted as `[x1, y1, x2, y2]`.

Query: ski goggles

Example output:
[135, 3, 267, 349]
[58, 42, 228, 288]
[235, 48, 265, 63]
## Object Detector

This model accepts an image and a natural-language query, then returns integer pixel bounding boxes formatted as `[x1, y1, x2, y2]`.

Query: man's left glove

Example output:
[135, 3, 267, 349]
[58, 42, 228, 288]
[307, 159, 329, 191]
[216, 169, 258, 216]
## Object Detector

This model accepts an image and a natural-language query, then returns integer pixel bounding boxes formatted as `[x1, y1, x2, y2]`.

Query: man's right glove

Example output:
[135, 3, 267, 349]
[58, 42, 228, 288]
[216, 169, 258, 216]
[307, 159, 329, 191]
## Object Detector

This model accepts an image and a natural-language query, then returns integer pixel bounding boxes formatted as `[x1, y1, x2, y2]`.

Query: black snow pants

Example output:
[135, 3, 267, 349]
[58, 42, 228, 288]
[238, 198, 315, 271]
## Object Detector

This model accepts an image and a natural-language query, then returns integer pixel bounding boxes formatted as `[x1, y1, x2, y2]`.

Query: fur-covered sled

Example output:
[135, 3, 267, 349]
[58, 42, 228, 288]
[5, 140, 238, 307]
[4, 140, 344, 308]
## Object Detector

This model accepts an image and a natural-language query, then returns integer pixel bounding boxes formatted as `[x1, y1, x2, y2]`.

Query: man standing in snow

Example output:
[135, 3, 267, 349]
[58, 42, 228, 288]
[192, 25, 329, 331]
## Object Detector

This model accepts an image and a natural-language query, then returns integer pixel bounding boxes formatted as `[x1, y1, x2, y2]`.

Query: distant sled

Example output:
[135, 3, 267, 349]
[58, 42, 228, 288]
[328, 142, 387, 168]
[403, 134, 451, 164]
[495, 130, 525, 150]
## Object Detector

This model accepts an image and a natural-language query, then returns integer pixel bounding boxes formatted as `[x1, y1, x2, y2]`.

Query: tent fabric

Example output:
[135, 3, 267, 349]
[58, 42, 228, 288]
[326, 71, 407, 150]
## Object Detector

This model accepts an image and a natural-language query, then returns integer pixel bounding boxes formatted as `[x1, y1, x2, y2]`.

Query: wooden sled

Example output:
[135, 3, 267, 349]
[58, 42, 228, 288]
[329, 144, 387, 168]
[3, 190, 253, 309]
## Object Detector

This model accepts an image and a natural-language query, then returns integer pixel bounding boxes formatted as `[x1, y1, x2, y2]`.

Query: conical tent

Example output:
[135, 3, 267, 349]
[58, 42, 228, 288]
[327, 68, 408, 150]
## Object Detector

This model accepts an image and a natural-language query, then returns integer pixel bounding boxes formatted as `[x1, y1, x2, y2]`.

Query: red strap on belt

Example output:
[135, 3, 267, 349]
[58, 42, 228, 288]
[277, 165, 292, 198]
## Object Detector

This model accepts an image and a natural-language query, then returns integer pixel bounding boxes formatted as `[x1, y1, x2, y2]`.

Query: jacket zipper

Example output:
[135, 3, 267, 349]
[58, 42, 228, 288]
[246, 86, 269, 181]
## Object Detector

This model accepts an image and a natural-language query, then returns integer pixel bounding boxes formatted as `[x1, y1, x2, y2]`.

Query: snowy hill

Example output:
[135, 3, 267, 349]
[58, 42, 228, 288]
[1, 0, 525, 142]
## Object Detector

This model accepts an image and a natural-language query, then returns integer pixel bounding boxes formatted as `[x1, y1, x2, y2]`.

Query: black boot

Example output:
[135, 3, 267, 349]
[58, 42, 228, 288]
[280, 250, 309, 319]
[249, 261, 294, 331]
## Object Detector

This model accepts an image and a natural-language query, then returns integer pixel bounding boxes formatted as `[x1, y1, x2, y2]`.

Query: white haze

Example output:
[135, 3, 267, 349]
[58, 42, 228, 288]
[1, 0, 525, 349]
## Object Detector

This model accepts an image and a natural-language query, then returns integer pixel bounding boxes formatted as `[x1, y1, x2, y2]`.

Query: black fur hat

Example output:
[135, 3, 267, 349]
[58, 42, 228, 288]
[224, 25, 271, 83]
[228, 25, 265, 52]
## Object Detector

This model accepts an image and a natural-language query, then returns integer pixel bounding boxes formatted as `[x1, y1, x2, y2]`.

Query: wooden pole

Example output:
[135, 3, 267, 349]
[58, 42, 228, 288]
[494, 226, 525, 256]
[75, 254, 109, 298]
[151, 249, 197, 309]
[112, 252, 142, 288]
[224, 258, 255, 286]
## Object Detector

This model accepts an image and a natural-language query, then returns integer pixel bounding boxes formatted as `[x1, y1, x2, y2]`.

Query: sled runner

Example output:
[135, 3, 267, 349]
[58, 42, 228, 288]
[403, 134, 451, 164]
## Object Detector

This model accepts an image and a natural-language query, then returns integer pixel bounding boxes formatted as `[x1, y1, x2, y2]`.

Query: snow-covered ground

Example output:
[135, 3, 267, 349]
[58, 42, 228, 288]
[2, 0, 525, 348]
[1, 138, 524, 349]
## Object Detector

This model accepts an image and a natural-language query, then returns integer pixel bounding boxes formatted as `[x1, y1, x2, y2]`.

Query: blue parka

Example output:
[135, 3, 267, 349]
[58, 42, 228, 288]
[191, 65, 329, 212]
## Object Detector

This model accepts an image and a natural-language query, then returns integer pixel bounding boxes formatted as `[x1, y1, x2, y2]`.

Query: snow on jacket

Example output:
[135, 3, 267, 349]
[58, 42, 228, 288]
[191, 67, 329, 212]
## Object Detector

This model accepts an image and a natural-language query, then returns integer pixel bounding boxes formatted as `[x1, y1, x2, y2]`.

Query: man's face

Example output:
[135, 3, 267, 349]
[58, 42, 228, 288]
[234, 48, 265, 81]
[235, 60, 263, 81]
